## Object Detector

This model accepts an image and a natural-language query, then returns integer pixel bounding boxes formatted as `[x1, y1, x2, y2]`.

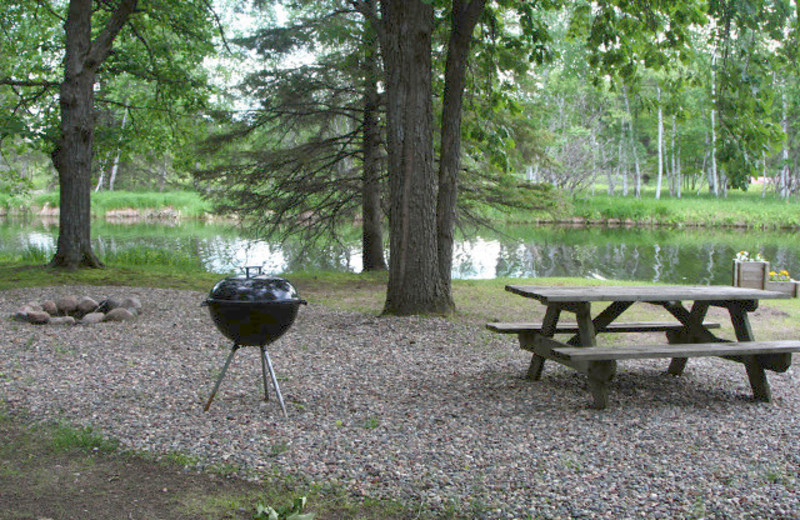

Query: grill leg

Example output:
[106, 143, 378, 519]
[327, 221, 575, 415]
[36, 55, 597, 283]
[262, 348, 288, 418]
[259, 346, 269, 401]
[204, 344, 240, 412]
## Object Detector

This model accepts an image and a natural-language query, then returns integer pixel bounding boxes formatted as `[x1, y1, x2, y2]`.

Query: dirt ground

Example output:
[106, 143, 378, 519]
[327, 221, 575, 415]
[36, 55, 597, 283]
[0, 413, 264, 520]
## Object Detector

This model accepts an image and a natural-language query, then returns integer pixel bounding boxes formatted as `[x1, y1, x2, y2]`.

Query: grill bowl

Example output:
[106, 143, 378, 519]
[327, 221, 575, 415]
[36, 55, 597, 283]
[205, 299, 303, 346]
[204, 272, 306, 346]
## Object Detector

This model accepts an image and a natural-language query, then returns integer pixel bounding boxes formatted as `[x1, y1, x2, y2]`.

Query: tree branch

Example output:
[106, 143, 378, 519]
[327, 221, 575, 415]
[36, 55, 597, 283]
[0, 78, 60, 88]
[85, 0, 139, 71]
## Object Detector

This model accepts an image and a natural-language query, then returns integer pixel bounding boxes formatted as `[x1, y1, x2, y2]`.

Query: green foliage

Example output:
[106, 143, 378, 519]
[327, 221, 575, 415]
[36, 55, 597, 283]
[50, 423, 120, 454]
[253, 496, 315, 520]
[17, 190, 212, 218]
[1, 1, 219, 191]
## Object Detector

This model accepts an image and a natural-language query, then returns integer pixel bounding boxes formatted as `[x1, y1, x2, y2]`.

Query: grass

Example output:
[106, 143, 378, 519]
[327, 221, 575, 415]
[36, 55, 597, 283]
[488, 187, 800, 229]
[5, 185, 799, 230]
[0, 403, 459, 520]
[3, 190, 213, 219]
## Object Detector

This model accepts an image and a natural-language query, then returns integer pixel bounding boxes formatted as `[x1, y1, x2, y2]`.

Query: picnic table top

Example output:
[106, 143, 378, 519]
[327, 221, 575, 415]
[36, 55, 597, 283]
[505, 284, 791, 304]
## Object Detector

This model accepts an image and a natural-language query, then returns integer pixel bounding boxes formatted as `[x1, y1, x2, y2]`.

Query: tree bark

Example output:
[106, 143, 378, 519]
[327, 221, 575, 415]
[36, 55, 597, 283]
[655, 84, 663, 199]
[380, 0, 449, 315]
[49, 0, 138, 269]
[622, 87, 641, 198]
[361, 7, 387, 272]
[436, 0, 485, 313]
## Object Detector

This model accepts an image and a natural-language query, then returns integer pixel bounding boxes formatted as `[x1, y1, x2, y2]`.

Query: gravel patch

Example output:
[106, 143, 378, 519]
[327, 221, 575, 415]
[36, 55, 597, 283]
[1, 286, 798, 519]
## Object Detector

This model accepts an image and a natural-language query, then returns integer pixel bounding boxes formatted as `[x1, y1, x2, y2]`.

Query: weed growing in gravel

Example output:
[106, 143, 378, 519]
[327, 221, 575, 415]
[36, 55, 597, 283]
[163, 451, 203, 467]
[271, 441, 290, 456]
[209, 462, 240, 477]
[362, 416, 380, 429]
[689, 498, 707, 519]
[49, 422, 119, 453]
[763, 466, 791, 485]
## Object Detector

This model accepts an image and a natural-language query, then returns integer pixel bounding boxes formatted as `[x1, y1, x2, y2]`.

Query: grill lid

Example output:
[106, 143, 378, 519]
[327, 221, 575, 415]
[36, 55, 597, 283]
[207, 266, 302, 303]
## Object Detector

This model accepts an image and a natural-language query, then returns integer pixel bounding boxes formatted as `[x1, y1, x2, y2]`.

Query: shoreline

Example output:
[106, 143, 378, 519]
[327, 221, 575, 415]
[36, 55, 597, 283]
[2, 207, 798, 230]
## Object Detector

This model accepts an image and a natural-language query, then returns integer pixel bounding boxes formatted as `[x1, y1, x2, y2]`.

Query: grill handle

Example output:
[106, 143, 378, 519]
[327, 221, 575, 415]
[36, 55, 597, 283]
[245, 265, 264, 278]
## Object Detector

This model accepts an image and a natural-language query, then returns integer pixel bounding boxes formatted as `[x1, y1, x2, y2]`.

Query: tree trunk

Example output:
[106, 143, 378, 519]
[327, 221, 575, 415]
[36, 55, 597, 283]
[107, 109, 128, 191]
[623, 88, 641, 198]
[94, 159, 106, 193]
[50, 0, 103, 268]
[49, 0, 138, 269]
[361, 10, 387, 272]
[710, 49, 719, 197]
[780, 80, 790, 199]
[380, 0, 448, 315]
[435, 0, 485, 313]
[158, 157, 168, 192]
[655, 84, 663, 199]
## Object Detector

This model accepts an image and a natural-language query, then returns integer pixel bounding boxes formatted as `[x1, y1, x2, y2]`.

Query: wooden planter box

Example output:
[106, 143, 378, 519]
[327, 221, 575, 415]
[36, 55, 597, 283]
[764, 280, 800, 298]
[732, 260, 769, 290]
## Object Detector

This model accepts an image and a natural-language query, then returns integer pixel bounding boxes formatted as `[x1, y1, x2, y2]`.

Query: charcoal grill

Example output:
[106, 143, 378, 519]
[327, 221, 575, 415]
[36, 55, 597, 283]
[203, 266, 306, 417]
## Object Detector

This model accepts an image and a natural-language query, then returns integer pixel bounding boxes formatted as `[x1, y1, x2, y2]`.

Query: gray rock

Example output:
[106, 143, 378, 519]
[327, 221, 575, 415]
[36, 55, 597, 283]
[42, 300, 58, 316]
[56, 296, 79, 316]
[121, 296, 142, 312]
[24, 310, 51, 324]
[49, 316, 76, 326]
[17, 305, 36, 315]
[77, 296, 99, 315]
[98, 297, 124, 313]
[81, 312, 106, 325]
[25, 301, 44, 313]
[104, 308, 136, 322]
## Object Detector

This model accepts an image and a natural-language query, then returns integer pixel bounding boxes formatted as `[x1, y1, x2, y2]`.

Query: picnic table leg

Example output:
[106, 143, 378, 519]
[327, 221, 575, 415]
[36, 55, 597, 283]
[523, 305, 562, 380]
[727, 301, 772, 401]
[587, 361, 616, 410]
[665, 329, 688, 376]
[526, 354, 546, 380]
[728, 301, 791, 373]
[663, 301, 712, 376]
[520, 332, 546, 381]
[744, 356, 771, 402]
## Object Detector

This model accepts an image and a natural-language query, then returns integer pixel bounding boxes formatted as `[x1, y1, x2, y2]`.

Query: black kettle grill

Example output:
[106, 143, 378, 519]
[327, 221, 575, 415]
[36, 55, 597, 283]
[203, 266, 306, 417]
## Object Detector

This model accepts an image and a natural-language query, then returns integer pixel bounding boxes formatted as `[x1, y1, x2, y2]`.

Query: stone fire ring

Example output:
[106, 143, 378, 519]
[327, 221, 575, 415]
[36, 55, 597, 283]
[13, 295, 142, 326]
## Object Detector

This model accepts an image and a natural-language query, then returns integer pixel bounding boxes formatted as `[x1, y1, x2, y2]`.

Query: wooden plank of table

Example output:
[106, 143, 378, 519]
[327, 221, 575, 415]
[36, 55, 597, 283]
[551, 340, 800, 361]
[505, 285, 789, 304]
[486, 321, 722, 334]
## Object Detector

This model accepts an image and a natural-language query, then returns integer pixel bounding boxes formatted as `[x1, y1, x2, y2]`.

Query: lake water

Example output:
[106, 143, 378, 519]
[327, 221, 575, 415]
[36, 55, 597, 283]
[2, 218, 799, 285]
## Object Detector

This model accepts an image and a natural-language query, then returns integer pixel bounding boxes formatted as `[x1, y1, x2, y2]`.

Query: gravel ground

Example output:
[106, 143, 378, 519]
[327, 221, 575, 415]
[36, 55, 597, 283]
[1, 286, 799, 519]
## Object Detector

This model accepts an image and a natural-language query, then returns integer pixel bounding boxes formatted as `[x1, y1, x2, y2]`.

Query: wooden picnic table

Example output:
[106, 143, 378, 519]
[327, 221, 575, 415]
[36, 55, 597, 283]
[492, 284, 800, 409]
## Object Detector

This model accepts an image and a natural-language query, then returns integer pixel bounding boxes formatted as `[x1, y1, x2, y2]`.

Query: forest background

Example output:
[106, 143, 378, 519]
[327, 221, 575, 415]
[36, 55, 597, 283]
[1, 0, 800, 312]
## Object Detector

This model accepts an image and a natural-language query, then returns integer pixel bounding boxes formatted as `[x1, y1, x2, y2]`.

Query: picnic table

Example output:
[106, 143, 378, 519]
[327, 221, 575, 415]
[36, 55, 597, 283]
[487, 285, 800, 409]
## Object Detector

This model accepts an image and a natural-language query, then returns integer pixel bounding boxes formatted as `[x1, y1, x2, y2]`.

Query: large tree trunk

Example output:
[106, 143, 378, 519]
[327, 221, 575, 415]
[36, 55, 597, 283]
[49, 0, 137, 269]
[361, 10, 387, 272]
[380, 0, 449, 315]
[435, 0, 485, 313]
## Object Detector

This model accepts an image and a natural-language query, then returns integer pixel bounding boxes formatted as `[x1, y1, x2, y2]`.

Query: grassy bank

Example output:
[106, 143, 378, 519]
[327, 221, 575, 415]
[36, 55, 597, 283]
[0, 190, 213, 219]
[490, 189, 800, 229]
[4, 187, 799, 229]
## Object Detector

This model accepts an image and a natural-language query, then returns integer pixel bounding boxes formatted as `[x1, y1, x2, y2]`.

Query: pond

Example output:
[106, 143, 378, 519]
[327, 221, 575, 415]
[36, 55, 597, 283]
[2, 218, 799, 285]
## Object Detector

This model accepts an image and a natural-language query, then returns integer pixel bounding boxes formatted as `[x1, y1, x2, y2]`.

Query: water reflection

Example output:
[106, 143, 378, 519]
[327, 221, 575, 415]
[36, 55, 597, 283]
[1, 219, 798, 285]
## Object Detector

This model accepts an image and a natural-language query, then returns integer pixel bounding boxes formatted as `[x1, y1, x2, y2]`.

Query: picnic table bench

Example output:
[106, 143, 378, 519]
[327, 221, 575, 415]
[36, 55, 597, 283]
[488, 285, 800, 409]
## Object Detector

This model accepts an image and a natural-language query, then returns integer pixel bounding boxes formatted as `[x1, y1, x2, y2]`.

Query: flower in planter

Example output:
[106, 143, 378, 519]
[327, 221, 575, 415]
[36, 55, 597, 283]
[734, 250, 766, 262]
[769, 269, 793, 282]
